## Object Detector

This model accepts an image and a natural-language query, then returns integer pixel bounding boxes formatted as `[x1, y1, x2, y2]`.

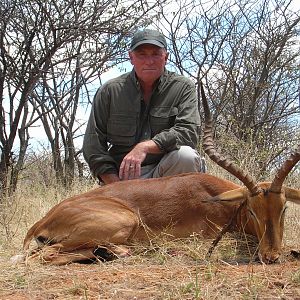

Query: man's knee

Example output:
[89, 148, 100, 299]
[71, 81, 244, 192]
[153, 146, 205, 177]
[177, 146, 199, 161]
[172, 146, 202, 170]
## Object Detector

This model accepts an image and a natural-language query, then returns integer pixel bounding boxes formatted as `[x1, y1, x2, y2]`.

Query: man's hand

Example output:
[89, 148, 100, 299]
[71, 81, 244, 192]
[119, 140, 162, 180]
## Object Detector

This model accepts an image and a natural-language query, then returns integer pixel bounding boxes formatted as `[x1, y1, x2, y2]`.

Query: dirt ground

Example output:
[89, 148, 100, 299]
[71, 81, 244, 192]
[1, 241, 300, 300]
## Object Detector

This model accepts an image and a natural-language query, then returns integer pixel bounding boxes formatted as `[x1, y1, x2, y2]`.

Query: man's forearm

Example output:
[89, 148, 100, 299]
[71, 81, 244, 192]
[99, 173, 120, 184]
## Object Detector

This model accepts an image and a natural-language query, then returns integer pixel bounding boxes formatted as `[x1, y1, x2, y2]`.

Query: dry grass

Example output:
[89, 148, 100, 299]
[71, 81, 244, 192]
[1, 235, 300, 299]
[1, 168, 300, 299]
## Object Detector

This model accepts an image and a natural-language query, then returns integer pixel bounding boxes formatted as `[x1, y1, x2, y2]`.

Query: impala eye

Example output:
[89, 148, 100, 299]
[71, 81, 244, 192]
[247, 208, 260, 224]
[247, 209, 255, 218]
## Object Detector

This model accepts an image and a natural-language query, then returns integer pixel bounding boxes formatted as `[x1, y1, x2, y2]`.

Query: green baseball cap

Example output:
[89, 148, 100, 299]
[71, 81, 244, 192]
[130, 29, 167, 51]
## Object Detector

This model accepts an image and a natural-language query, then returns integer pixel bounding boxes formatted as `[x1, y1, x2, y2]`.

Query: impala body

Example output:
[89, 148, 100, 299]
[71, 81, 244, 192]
[19, 82, 300, 265]
[22, 171, 300, 265]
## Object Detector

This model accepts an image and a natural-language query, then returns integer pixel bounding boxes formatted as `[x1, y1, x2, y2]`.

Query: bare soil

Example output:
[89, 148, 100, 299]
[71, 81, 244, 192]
[1, 239, 300, 300]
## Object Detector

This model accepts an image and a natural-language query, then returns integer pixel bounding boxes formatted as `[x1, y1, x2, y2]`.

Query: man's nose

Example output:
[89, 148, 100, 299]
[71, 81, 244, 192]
[144, 55, 155, 63]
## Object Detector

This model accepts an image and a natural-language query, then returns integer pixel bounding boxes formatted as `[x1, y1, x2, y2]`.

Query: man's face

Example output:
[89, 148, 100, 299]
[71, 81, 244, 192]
[129, 44, 168, 85]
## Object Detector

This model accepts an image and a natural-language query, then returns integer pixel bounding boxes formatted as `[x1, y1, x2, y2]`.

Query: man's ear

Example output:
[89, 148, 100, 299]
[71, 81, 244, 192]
[128, 51, 134, 64]
[164, 51, 169, 62]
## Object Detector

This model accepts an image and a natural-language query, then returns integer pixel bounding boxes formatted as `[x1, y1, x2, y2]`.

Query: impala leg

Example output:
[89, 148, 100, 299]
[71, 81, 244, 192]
[25, 243, 133, 265]
[26, 244, 98, 265]
[102, 244, 132, 258]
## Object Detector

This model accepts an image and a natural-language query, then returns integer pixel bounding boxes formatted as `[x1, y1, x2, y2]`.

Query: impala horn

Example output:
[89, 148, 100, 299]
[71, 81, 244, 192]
[269, 144, 300, 193]
[199, 81, 262, 196]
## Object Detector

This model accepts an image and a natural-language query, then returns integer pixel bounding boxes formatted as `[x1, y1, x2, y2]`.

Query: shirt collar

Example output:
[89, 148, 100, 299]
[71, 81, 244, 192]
[130, 68, 168, 92]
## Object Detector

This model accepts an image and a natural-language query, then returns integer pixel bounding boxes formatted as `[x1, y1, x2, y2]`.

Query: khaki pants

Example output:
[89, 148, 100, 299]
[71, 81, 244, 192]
[141, 146, 206, 179]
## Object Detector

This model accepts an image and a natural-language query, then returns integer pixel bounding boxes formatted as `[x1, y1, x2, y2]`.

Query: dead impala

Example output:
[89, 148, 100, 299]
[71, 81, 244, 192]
[18, 84, 300, 265]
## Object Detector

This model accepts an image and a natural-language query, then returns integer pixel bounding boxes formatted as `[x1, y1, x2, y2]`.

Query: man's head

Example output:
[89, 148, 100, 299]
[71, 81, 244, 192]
[129, 29, 168, 86]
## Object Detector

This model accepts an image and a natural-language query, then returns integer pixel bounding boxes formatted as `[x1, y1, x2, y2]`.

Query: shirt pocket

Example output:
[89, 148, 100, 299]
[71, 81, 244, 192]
[107, 114, 137, 146]
[149, 106, 178, 135]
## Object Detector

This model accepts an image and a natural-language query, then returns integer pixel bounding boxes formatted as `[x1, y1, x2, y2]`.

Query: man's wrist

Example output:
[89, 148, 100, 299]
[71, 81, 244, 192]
[136, 140, 162, 154]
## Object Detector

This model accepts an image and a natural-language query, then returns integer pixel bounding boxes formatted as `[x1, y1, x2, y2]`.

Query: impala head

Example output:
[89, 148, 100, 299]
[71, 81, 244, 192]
[244, 183, 287, 263]
[200, 81, 300, 264]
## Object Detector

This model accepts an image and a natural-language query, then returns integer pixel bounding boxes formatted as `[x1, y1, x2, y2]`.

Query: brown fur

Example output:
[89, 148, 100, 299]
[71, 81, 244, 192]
[22, 172, 300, 265]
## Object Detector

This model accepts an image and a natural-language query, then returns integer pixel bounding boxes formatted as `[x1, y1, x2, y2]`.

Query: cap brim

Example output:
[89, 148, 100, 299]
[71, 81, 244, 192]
[130, 40, 165, 51]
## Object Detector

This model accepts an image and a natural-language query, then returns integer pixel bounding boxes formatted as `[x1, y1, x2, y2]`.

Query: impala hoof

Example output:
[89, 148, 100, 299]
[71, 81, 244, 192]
[260, 252, 280, 264]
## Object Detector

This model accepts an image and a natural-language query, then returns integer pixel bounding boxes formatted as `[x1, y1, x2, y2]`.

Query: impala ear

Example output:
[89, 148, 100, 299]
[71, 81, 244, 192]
[208, 187, 247, 203]
[285, 187, 300, 204]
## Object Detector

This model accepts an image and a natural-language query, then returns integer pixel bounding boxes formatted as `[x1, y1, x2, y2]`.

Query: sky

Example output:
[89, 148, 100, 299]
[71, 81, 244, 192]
[15, 0, 300, 154]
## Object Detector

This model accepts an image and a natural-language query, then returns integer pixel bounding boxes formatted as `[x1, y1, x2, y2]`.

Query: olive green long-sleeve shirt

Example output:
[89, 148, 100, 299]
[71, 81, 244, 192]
[83, 69, 200, 178]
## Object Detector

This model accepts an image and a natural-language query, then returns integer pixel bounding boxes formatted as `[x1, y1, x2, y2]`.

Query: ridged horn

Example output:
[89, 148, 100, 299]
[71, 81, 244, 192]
[199, 81, 262, 196]
[270, 144, 300, 193]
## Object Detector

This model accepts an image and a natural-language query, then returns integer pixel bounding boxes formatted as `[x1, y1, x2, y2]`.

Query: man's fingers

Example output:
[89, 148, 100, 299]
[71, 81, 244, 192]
[132, 163, 141, 179]
[119, 161, 130, 180]
[119, 161, 141, 180]
[119, 161, 133, 180]
[119, 143, 147, 180]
